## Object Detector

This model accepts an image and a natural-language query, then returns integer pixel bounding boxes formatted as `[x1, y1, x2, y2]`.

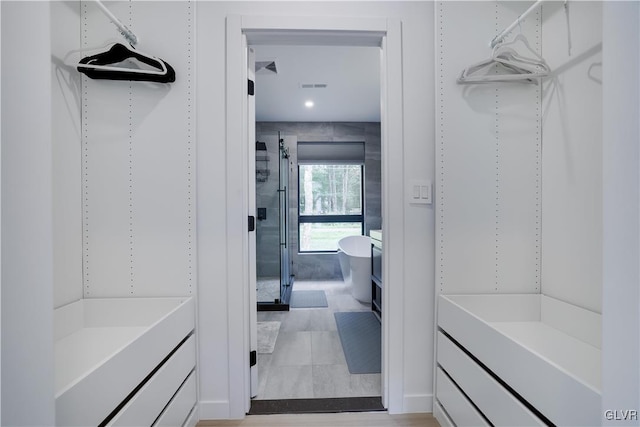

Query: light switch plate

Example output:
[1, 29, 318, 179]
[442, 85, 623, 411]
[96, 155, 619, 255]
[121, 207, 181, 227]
[407, 179, 432, 205]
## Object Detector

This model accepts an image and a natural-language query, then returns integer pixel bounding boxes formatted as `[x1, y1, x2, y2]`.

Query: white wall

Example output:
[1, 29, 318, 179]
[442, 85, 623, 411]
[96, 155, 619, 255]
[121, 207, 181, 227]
[0, 1, 2, 422]
[52, 0, 83, 308]
[52, 0, 197, 305]
[196, 1, 434, 419]
[436, 1, 542, 296]
[435, 2, 603, 307]
[602, 1, 640, 422]
[78, 1, 196, 298]
[541, 1, 602, 313]
[1, 2, 55, 425]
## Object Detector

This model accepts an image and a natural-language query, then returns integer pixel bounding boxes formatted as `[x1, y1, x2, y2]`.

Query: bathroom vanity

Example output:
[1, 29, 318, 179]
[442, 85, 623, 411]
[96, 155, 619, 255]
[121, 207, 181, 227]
[370, 230, 382, 320]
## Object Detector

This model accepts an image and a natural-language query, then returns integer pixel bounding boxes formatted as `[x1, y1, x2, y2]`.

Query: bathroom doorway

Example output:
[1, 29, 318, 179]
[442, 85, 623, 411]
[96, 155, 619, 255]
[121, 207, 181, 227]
[250, 43, 383, 411]
[225, 15, 405, 415]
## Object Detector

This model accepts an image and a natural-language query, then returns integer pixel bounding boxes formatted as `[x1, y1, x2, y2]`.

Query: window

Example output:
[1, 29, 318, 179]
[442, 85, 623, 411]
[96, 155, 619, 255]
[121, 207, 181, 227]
[298, 164, 364, 252]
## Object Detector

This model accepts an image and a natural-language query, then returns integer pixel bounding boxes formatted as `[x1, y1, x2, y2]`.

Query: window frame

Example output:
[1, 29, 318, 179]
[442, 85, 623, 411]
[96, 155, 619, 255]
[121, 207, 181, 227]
[297, 164, 365, 253]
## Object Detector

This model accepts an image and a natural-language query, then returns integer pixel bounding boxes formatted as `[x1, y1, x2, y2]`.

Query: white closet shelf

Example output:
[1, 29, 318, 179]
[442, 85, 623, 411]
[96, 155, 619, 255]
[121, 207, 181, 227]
[438, 293, 601, 426]
[54, 297, 195, 426]
[56, 325, 147, 394]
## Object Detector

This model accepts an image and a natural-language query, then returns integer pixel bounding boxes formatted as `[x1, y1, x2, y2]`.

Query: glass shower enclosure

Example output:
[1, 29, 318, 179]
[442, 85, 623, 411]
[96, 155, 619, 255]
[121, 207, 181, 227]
[255, 131, 293, 310]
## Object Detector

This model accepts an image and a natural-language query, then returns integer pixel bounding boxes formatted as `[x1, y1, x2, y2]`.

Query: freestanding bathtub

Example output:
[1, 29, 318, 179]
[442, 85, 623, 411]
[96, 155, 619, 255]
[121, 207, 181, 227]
[337, 235, 372, 303]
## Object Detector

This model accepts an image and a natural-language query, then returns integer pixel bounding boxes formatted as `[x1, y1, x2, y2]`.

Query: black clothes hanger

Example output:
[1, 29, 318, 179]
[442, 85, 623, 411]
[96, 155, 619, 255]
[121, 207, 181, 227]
[77, 43, 175, 83]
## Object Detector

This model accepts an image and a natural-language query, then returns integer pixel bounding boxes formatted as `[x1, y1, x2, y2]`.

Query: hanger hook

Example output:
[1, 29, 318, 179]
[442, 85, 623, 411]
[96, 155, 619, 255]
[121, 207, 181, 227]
[517, 17, 523, 35]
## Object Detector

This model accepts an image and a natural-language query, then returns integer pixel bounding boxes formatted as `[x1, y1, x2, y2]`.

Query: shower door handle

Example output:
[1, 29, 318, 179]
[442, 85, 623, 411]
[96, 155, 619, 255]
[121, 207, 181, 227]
[283, 186, 287, 248]
[278, 188, 287, 248]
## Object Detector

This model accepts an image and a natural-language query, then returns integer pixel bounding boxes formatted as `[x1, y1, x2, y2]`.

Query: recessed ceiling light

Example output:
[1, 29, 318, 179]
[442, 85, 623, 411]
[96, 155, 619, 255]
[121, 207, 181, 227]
[305, 100, 314, 108]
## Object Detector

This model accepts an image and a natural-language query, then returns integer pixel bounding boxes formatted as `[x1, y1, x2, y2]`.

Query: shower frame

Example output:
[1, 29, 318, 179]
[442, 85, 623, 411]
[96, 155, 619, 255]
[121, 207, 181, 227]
[256, 132, 293, 311]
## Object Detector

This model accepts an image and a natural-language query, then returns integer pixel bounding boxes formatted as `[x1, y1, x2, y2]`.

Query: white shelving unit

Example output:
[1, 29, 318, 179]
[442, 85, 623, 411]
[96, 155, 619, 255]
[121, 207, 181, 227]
[55, 297, 196, 426]
[436, 294, 601, 426]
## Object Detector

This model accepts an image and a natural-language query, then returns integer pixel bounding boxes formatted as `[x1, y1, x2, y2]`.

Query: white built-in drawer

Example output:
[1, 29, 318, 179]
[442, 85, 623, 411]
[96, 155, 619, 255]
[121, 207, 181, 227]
[154, 370, 197, 427]
[183, 404, 198, 427]
[436, 367, 490, 427]
[108, 334, 196, 426]
[437, 331, 545, 426]
[433, 399, 455, 427]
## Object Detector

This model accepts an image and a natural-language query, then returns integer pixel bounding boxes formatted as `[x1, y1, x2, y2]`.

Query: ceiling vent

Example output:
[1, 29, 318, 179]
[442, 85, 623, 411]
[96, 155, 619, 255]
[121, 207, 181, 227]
[300, 83, 328, 89]
[256, 60, 278, 75]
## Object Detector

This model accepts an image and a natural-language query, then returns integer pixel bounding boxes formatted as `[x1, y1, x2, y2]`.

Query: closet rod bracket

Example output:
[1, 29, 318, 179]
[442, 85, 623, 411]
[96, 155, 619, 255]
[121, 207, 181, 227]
[94, 0, 139, 46]
[490, 0, 543, 48]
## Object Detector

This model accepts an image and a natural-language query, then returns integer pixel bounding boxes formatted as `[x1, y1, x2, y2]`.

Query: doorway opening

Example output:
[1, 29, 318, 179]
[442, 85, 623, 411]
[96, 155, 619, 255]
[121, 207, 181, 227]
[251, 44, 383, 412]
[226, 15, 405, 417]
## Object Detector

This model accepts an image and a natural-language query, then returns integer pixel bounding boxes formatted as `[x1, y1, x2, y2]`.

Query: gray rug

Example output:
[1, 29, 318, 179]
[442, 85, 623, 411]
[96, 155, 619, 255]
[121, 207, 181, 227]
[334, 311, 381, 374]
[257, 321, 281, 353]
[290, 290, 328, 308]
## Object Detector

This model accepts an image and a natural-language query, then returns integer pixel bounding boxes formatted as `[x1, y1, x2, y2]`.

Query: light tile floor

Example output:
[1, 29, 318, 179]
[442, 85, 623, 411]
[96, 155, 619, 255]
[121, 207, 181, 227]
[255, 280, 381, 400]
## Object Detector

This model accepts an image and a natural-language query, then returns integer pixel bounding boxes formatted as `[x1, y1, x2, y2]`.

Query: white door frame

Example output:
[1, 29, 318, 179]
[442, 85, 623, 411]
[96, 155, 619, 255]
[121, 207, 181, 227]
[246, 41, 258, 398]
[225, 14, 406, 417]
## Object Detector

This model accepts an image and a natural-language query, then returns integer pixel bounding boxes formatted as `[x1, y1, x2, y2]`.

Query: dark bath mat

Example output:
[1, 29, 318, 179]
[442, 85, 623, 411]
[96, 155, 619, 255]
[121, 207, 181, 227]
[290, 290, 328, 308]
[334, 311, 381, 374]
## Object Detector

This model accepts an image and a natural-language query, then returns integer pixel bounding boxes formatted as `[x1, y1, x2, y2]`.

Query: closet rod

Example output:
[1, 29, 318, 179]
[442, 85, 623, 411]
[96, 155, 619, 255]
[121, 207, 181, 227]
[489, 0, 543, 48]
[94, 0, 138, 46]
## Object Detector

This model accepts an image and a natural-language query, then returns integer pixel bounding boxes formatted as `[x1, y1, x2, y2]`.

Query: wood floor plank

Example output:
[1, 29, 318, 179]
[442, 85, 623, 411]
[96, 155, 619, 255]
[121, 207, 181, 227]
[198, 412, 438, 427]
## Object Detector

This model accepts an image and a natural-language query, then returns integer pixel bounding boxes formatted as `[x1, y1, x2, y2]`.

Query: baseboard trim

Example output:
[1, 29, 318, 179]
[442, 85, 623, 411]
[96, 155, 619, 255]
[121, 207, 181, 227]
[403, 393, 433, 413]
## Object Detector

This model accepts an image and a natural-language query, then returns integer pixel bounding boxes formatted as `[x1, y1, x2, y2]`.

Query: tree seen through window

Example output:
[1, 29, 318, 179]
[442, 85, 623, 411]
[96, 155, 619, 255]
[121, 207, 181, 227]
[299, 164, 363, 251]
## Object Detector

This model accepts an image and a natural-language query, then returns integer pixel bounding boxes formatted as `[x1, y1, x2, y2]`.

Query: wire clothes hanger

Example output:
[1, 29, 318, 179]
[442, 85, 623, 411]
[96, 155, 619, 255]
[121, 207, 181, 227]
[457, 33, 549, 84]
[77, 42, 176, 83]
[494, 34, 549, 72]
[76, 0, 175, 83]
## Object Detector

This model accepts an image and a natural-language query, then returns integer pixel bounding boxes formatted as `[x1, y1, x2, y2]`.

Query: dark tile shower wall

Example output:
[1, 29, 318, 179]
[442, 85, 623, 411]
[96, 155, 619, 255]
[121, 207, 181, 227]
[256, 122, 382, 281]
[255, 133, 281, 279]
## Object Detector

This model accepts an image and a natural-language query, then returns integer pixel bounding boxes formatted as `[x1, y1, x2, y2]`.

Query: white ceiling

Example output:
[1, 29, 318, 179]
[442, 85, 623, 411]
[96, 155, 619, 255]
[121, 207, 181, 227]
[253, 45, 381, 122]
